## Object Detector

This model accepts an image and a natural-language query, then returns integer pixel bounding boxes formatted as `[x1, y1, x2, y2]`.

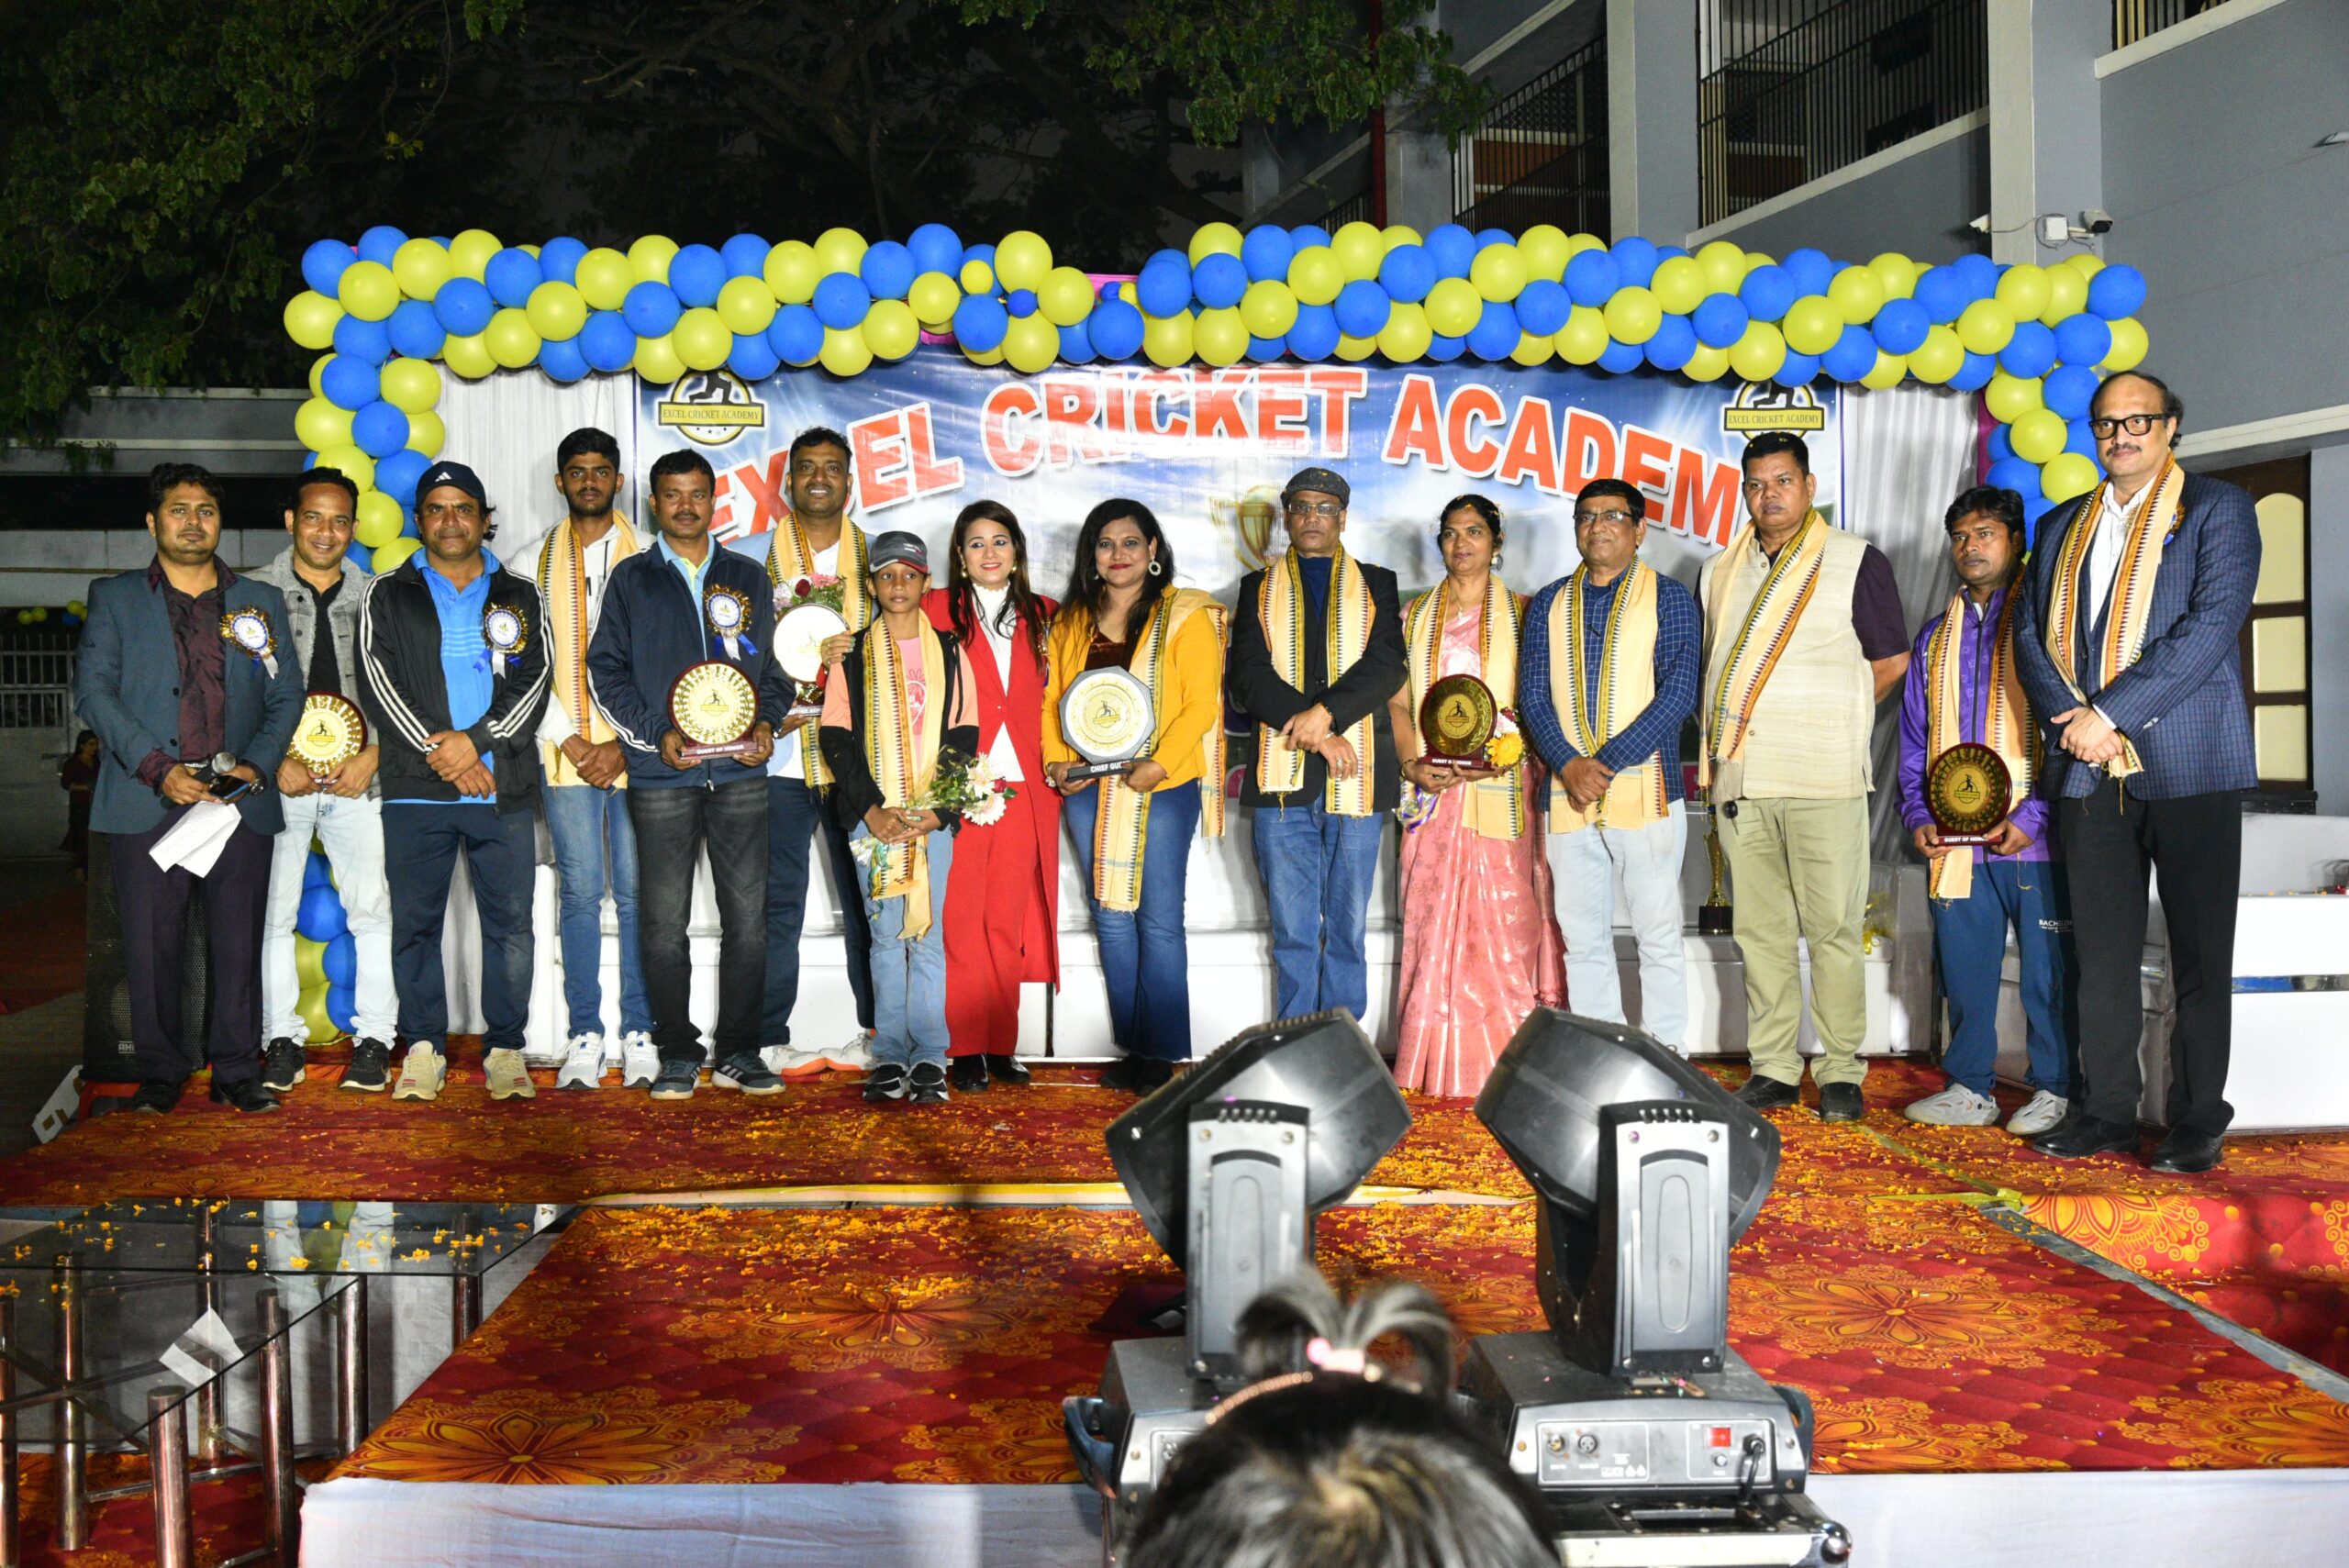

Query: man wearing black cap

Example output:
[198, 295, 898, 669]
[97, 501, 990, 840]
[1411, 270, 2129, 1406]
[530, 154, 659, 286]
[356, 461, 550, 1105]
[1229, 466, 1408, 1021]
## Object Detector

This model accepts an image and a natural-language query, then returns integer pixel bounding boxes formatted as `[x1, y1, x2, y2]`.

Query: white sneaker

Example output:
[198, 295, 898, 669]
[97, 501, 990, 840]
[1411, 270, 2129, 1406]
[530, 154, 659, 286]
[484, 1048, 538, 1101]
[2007, 1089, 2070, 1139]
[818, 1029, 874, 1073]
[392, 1043, 446, 1102]
[557, 1032, 607, 1090]
[767, 1044, 827, 1080]
[619, 1034, 661, 1090]
[1902, 1084, 2000, 1127]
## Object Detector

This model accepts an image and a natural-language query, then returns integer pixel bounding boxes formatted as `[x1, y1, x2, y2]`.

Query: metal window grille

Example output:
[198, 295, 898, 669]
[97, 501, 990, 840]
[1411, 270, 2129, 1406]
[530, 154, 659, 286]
[2112, 0, 2227, 49]
[1452, 38, 1610, 239]
[1698, 0, 1987, 226]
[0, 632, 77, 731]
[1320, 191, 1375, 232]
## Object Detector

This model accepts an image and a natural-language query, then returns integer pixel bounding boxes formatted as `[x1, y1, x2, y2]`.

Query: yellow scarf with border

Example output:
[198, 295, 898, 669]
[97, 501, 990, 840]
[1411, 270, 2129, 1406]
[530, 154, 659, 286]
[1090, 588, 1226, 911]
[1701, 510, 1829, 791]
[768, 518, 871, 791]
[1402, 575, 1525, 840]
[1924, 587, 2036, 901]
[1255, 549, 1375, 816]
[2042, 459, 2184, 784]
[536, 513, 640, 788]
[863, 618, 947, 939]
[1548, 562, 1668, 834]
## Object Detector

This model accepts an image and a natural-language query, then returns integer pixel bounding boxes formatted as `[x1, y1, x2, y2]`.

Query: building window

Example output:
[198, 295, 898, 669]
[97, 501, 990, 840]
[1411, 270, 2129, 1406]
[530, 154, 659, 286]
[1698, 0, 1987, 226]
[2112, 1, 2228, 50]
[0, 632, 77, 732]
[2210, 456, 2312, 793]
[1452, 38, 1609, 240]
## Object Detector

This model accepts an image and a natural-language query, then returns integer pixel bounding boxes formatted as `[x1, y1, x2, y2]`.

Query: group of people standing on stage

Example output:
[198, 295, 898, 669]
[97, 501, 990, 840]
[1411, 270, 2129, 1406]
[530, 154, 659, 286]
[74, 368, 2256, 1171]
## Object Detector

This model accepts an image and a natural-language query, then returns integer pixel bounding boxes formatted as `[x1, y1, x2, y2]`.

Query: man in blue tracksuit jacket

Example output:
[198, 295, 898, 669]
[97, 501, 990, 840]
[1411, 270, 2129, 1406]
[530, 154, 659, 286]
[587, 450, 791, 1102]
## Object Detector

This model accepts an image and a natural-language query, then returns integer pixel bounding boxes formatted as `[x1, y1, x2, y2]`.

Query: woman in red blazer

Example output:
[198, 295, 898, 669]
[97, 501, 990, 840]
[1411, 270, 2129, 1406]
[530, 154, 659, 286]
[923, 501, 1060, 1090]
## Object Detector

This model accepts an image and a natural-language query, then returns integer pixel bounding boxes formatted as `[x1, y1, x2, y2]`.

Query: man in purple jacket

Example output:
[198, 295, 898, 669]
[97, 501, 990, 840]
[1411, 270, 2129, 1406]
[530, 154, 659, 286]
[1898, 485, 2076, 1135]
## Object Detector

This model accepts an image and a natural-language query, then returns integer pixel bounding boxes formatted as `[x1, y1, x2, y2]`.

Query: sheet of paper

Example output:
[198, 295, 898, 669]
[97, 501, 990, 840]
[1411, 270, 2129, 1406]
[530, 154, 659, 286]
[149, 799, 239, 875]
[157, 1306, 244, 1391]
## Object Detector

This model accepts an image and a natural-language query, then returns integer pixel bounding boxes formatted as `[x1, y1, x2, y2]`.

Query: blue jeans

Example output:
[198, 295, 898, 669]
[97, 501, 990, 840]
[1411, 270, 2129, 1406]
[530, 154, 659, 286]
[1251, 797, 1384, 1021]
[382, 805, 535, 1058]
[853, 824, 952, 1071]
[1932, 857, 2078, 1097]
[540, 784, 652, 1040]
[1064, 782, 1200, 1061]
[763, 776, 876, 1045]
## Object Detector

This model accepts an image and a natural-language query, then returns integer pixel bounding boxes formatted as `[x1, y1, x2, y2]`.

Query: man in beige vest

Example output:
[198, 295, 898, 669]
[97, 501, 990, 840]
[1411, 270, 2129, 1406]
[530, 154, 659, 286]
[1700, 432, 1909, 1119]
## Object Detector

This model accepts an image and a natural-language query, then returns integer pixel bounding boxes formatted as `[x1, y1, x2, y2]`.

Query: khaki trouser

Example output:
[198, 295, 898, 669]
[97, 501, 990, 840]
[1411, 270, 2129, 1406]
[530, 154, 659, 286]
[1717, 795, 1869, 1086]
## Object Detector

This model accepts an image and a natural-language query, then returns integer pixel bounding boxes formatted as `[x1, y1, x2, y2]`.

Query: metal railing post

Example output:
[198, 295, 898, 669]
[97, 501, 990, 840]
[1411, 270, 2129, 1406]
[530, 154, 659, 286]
[148, 1385, 194, 1568]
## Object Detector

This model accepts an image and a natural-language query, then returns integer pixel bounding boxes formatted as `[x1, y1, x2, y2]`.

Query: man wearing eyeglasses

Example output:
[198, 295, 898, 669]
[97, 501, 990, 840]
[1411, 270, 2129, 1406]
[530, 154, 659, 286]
[1519, 478, 1701, 1051]
[1229, 466, 1408, 1021]
[2011, 371, 2259, 1173]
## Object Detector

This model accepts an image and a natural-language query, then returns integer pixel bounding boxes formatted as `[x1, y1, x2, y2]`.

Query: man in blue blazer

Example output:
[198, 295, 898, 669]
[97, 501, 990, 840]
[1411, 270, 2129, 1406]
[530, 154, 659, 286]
[74, 463, 305, 1113]
[2012, 372, 2259, 1173]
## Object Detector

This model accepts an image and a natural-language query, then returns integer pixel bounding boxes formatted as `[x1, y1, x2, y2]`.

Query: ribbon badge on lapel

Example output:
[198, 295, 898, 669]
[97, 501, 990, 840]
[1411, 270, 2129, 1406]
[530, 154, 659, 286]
[484, 603, 529, 678]
[706, 585, 755, 661]
[220, 607, 279, 678]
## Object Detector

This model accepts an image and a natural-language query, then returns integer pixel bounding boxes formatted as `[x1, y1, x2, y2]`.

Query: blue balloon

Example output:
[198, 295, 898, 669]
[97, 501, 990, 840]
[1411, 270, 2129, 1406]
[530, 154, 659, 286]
[1088, 297, 1145, 360]
[327, 984, 356, 1035]
[1516, 278, 1571, 336]
[1059, 320, 1098, 365]
[297, 884, 349, 942]
[342, 540, 373, 575]
[1781, 248, 1834, 299]
[351, 401, 410, 458]
[400, 512, 420, 539]
[813, 272, 873, 329]
[580, 310, 638, 373]
[319, 355, 381, 411]
[1474, 228, 1515, 250]
[2065, 421, 2101, 462]
[303, 851, 333, 891]
[1564, 249, 1620, 307]
[2023, 495, 2056, 543]
[2043, 364, 2100, 421]
[323, 934, 358, 988]
[1987, 458, 2043, 499]
[1245, 333, 1286, 363]
[1774, 350, 1821, 388]
[1287, 225, 1334, 254]
[1737, 264, 1797, 323]
[1657, 245, 1690, 261]
[1692, 293, 1750, 349]
[1466, 300, 1520, 361]
[2087, 263, 2147, 319]
[1424, 331, 1466, 363]
[1643, 315, 1698, 372]
[539, 237, 588, 284]
[1424, 224, 1476, 279]
[1986, 424, 2016, 463]
[1006, 288, 1039, 318]
[768, 304, 824, 364]
[432, 277, 495, 336]
[332, 313, 392, 365]
[861, 240, 917, 301]
[386, 299, 446, 360]
[1286, 302, 1340, 361]
[1193, 253, 1247, 310]
[952, 293, 1008, 353]
[668, 244, 727, 308]
[1998, 320, 2058, 379]
[1609, 236, 1660, 288]
[302, 239, 354, 295]
[1597, 337, 1647, 375]
[1950, 253, 1999, 299]
[1873, 298, 1930, 355]
[375, 449, 429, 505]
[719, 232, 771, 279]
[621, 281, 682, 338]
[1138, 255, 1193, 317]
[1333, 278, 1391, 339]
[484, 247, 543, 308]
[1948, 350, 1998, 393]
[2054, 313, 2113, 368]
[1241, 225, 1295, 284]
[538, 339, 588, 382]
[1914, 265, 1967, 325]
[906, 223, 963, 277]
[1822, 325, 1879, 383]
[727, 332, 781, 382]
[357, 226, 407, 268]
[1379, 244, 1437, 304]
[963, 242, 997, 273]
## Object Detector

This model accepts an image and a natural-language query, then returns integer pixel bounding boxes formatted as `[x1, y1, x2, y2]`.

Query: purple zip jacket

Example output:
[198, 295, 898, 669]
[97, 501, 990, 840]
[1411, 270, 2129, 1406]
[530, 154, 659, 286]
[1897, 584, 2052, 863]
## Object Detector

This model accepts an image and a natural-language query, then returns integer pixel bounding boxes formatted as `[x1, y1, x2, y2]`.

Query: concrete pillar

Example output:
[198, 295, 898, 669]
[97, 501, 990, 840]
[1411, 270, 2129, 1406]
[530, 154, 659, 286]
[1987, 0, 2107, 265]
[1609, 0, 1700, 241]
[2311, 442, 2349, 810]
[1387, 127, 1457, 233]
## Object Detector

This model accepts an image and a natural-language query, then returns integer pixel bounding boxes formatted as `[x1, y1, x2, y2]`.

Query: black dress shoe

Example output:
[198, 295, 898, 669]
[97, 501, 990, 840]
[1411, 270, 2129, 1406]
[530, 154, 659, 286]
[949, 1056, 991, 1093]
[985, 1052, 1031, 1085]
[208, 1078, 281, 1114]
[129, 1081, 184, 1116]
[1734, 1073, 1800, 1111]
[1100, 1055, 1177, 1094]
[1817, 1082, 1865, 1122]
[2031, 1113, 2137, 1159]
[2148, 1125, 2225, 1174]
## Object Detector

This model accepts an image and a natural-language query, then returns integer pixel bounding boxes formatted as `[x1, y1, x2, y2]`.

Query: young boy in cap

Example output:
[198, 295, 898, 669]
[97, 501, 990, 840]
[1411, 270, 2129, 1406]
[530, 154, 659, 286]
[818, 531, 981, 1106]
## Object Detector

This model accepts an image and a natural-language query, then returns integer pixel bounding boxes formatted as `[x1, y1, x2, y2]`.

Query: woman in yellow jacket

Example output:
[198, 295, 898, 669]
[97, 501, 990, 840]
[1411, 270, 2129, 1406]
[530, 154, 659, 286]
[1042, 499, 1228, 1093]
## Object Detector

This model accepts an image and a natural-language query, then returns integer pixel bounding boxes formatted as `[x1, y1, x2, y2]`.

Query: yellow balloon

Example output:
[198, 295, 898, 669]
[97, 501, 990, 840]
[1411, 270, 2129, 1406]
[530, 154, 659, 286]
[1783, 296, 1840, 355]
[1986, 372, 2045, 424]
[1334, 332, 1378, 362]
[2038, 263, 2088, 326]
[863, 299, 919, 361]
[354, 492, 404, 549]
[1520, 225, 1570, 283]
[1331, 221, 1385, 282]
[1003, 312, 1059, 373]
[525, 281, 587, 341]
[1742, 250, 1777, 278]
[1728, 322, 1787, 383]
[818, 325, 873, 377]
[1380, 224, 1424, 253]
[1956, 299, 2016, 356]
[2065, 252, 2106, 280]
[484, 308, 540, 369]
[295, 397, 353, 451]
[337, 261, 399, 322]
[1470, 244, 1528, 303]
[996, 230, 1053, 292]
[1909, 325, 1965, 384]
[1826, 264, 1884, 326]
[1118, 282, 1138, 306]
[380, 358, 441, 414]
[908, 272, 961, 328]
[1869, 251, 1916, 301]
[575, 248, 634, 311]
[1650, 256, 1705, 315]
[441, 331, 495, 380]
[2009, 406, 2066, 462]
[2103, 317, 2148, 372]
[1142, 311, 1195, 368]
[295, 935, 328, 989]
[407, 409, 445, 459]
[628, 235, 678, 285]
[1186, 222, 1243, 264]
[1684, 342, 1733, 383]
[674, 307, 731, 372]
[958, 258, 996, 295]
[447, 229, 502, 282]
[632, 332, 685, 384]
[1288, 247, 1344, 306]
[717, 276, 778, 335]
[297, 984, 340, 1045]
[1554, 306, 1609, 365]
[1376, 302, 1431, 362]
[1566, 232, 1608, 257]
[1604, 286, 1662, 345]
[1995, 263, 2051, 320]
[963, 342, 1007, 367]
[1039, 266, 1094, 328]
[1692, 240, 1743, 295]
[1194, 306, 1247, 367]
[765, 241, 820, 305]
[308, 354, 332, 398]
[284, 291, 341, 350]
[1241, 279, 1299, 339]
[1508, 329, 1553, 368]
[2042, 452, 2101, 503]
[393, 238, 452, 300]
[810, 228, 866, 278]
[316, 445, 374, 493]
[1423, 277, 1480, 338]
[373, 538, 421, 573]
[1860, 350, 1909, 390]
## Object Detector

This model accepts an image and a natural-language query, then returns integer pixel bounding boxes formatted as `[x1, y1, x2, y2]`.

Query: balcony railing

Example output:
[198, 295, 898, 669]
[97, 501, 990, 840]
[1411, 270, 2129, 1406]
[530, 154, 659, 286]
[1698, 0, 1986, 226]
[1452, 38, 1609, 240]
[2112, 0, 2227, 49]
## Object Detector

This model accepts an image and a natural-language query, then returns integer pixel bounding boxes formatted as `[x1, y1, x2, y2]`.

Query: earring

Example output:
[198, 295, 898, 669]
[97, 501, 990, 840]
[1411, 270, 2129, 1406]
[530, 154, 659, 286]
[1148, 558, 1163, 576]
[1493, 550, 1505, 568]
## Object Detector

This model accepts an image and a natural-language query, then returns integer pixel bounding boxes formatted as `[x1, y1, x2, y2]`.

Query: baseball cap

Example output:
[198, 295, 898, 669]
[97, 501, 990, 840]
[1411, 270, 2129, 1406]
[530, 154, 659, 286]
[867, 530, 930, 574]
[414, 461, 488, 509]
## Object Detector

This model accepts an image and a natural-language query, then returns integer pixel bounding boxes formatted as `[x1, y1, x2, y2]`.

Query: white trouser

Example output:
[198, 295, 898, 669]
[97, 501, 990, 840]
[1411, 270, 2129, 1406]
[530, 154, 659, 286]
[1545, 800, 1689, 1051]
[262, 791, 398, 1043]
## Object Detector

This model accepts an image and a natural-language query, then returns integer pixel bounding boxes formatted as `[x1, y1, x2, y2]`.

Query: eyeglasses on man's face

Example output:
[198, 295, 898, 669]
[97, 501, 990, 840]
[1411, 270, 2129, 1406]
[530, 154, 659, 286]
[2087, 413, 2171, 439]
[1574, 509, 1639, 529]
[1286, 500, 1343, 519]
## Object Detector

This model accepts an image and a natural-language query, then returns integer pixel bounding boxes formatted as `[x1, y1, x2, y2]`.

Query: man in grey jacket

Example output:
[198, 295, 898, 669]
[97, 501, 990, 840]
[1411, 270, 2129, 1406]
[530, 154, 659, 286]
[248, 469, 400, 1094]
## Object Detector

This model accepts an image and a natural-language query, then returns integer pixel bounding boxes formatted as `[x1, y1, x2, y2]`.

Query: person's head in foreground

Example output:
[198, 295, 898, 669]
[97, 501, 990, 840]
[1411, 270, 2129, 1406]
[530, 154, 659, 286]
[1124, 1273, 1554, 1568]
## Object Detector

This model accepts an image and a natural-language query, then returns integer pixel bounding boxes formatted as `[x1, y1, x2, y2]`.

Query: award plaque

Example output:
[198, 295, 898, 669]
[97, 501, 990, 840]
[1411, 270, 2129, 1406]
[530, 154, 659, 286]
[671, 661, 762, 761]
[777, 603, 848, 721]
[1925, 741, 2012, 847]
[1419, 673, 1497, 768]
[1059, 667, 1154, 783]
[290, 692, 367, 776]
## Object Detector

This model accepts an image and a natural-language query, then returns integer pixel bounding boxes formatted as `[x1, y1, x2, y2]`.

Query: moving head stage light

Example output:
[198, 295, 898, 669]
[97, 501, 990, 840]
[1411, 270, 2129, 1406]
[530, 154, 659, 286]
[1065, 1011, 1410, 1559]
[1464, 1009, 1852, 1567]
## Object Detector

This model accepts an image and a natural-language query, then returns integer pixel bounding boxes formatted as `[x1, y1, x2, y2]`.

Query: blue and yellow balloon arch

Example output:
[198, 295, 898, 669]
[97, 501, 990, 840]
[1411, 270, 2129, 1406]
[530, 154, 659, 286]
[283, 220, 2149, 571]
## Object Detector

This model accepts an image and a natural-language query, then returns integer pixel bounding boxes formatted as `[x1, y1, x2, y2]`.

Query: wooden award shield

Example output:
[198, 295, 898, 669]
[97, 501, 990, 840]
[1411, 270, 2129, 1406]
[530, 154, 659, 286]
[1926, 741, 2012, 847]
[1059, 667, 1154, 783]
[1419, 673, 1497, 769]
[671, 662, 762, 761]
[290, 692, 367, 776]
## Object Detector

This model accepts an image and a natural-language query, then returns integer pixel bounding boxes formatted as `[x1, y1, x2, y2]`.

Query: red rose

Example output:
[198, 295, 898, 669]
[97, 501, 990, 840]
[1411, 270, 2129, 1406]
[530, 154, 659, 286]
[794, 577, 813, 599]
